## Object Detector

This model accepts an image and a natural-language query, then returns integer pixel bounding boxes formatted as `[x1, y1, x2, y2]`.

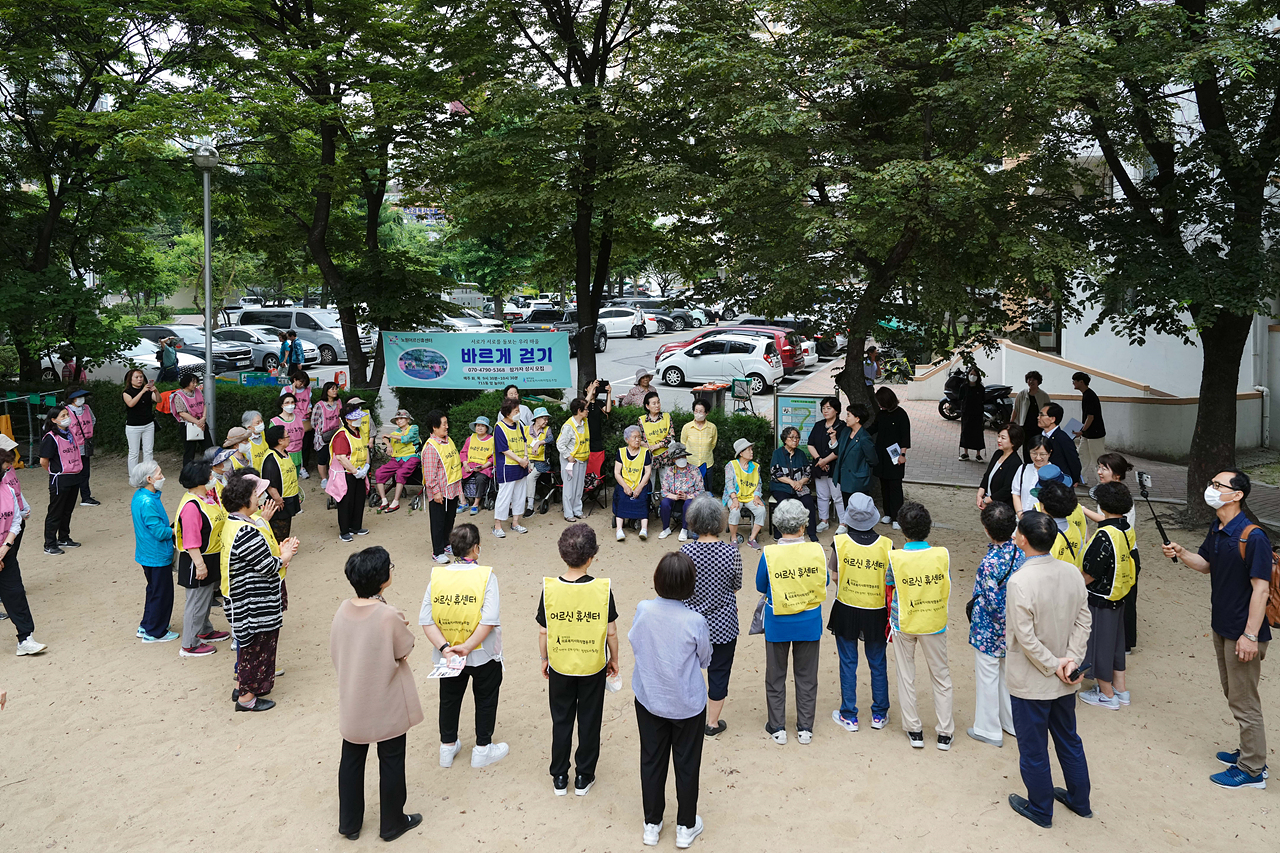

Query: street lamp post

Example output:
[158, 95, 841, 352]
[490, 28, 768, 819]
[192, 144, 218, 433]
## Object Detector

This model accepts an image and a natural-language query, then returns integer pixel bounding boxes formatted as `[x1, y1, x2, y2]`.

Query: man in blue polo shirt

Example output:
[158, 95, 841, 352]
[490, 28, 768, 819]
[1164, 468, 1272, 789]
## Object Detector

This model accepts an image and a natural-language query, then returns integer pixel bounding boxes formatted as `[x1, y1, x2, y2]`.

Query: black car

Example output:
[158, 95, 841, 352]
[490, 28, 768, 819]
[510, 309, 606, 356]
[608, 298, 696, 333]
[135, 325, 255, 374]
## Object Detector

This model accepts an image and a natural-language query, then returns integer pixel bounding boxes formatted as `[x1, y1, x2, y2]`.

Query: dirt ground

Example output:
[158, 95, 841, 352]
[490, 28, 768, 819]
[0, 454, 1275, 852]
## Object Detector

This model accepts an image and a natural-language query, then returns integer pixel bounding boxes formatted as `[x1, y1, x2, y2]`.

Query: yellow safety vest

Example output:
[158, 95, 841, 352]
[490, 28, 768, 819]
[543, 577, 611, 676]
[731, 459, 758, 503]
[269, 449, 299, 499]
[249, 435, 269, 471]
[618, 448, 648, 491]
[566, 417, 590, 461]
[466, 434, 494, 467]
[219, 515, 282, 597]
[174, 491, 227, 556]
[1088, 524, 1136, 601]
[528, 426, 548, 462]
[388, 426, 417, 459]
[425, 436, 463, 485]
[763, 542, 828, 616]
[1051, 525, 1085, 569]
[230, 454, 250, 471]
[430, 565, 492, 646]
[330, 428, 368, 469]
[834, 534, 892, 610]
[891, 547, 951, 634]
[642, 413, 671, 456]
[359, 412, 371, 445]
[1037, 501, 1087, 551]
[497, 420, 527, 460]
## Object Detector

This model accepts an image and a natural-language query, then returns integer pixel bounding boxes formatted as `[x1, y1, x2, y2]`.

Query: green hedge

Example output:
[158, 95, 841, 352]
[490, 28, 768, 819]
[3, 379, 379, 457]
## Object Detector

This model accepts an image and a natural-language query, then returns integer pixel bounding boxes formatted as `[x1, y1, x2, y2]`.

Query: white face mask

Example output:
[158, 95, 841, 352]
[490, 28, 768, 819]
[675, 457, 688, 468]
[213, 472, 227, 485]
[238, 442, 251, 454]
[58, 418, 70, 429]
[283, 404, 296, 414]
[694, 411, 706, 422]
[151, 477, 165, 491]
[1204, 486, 1231, 509]
[254, 423, 265, 434]
[207, 477, 219, 490]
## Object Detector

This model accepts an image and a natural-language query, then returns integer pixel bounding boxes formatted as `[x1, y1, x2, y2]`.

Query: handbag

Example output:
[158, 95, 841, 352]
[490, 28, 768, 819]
[965, 549, 1018, 623]
[185, 421, 204, 441]
[749, 594, 767, 635]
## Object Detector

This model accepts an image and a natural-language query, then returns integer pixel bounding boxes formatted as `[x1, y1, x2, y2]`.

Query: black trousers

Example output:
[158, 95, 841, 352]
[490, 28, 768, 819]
[182, 428, 212, 465]
[78, 455, 92, 500]
[771, 489, 818, 542]
[881, 478, 904, 522]
[44, 482, 78, 547]
[635, 699, 705, 829]
[439, 659, 503, 746]
[428, 496, 459, 557]
[0, 543, 35, 642]
[1123, 566, 1140, 651]
[139, 563, 175, 639]
[338, 734, 409, 839]
[336, 474, 366, 536]
[548, 668, 607, 779]
[302, 431, 315, 470]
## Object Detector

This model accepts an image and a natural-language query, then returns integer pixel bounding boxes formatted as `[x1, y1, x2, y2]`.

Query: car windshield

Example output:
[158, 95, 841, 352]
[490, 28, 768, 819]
[171, 327, 209, 346]
[525, 310, 561, 323]
[309, 310, 342, 327]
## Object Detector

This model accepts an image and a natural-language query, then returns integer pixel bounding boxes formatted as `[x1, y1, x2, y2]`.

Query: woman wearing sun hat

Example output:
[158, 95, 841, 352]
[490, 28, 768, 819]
[658, 441, 703, 541]
[460, 416, 495, 516]
[619, 368, 655, 408]
[724, 438, 767, 549]
[525, 407, 553, 514]
[375, 410, 421, 514]
[326, 402, 371, 543]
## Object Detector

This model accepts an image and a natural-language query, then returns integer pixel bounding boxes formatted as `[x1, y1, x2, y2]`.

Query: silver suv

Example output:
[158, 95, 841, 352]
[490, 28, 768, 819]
[237, 308, 376, 364]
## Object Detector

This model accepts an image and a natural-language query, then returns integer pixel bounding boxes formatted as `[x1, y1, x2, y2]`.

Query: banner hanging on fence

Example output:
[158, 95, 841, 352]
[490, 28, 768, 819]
[382, 331, 573, 389]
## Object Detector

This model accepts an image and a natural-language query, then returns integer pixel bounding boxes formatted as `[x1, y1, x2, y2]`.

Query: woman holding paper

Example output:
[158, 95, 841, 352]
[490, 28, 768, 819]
[869, 387, 910, 527]
[417, 523, 509, 770]
[327, 402, 370, 543]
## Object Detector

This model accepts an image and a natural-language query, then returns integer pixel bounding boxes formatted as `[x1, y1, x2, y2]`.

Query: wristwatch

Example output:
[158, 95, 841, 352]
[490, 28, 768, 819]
[439, 642, 449, 653]
[1243, 632, 1259, 642]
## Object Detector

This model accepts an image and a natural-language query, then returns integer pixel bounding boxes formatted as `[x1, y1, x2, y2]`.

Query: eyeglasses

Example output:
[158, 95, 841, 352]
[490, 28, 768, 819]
[1208, 480, 1237, 492]
[388, 562, 396, 572]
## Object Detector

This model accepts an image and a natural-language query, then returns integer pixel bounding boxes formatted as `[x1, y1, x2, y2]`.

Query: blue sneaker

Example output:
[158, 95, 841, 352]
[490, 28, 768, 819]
[469, 506, 479, 516]
[141, 630, 180, 644]
[1210, 766, 1267, 789]
[1216, 750, 1270, 778]
[135, 626, 147, 639]
[831, 709, 858, 732]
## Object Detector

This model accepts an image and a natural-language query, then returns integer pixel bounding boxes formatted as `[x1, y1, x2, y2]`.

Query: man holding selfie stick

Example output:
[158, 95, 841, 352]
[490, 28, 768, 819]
[1162, 468, 1271, 790]
[1005, 511, 1093, 827]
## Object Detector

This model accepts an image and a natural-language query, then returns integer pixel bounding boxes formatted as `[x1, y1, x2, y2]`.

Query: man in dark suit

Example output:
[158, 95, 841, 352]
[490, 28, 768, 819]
[1038, 403, 1083, 486]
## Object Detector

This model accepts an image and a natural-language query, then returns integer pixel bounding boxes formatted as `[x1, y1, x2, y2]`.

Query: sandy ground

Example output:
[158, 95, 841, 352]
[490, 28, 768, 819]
[0, 454, 1276, 852]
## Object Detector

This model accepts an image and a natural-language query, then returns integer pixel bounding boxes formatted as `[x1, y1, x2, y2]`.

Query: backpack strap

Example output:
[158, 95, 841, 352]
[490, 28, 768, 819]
[1238, 524, 1262, 562]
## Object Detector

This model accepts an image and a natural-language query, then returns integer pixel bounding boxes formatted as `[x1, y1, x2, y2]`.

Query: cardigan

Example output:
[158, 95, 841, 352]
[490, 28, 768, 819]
[330, 599, 424, 744]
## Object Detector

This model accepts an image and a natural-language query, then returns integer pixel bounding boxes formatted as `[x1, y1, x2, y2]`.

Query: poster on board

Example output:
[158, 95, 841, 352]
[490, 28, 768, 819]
[382, 332, 573, 389]
[774, 394, 822, 447]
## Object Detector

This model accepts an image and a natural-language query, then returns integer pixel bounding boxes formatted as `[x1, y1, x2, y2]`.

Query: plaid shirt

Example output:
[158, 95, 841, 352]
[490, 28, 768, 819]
[422, 436, 463, 500]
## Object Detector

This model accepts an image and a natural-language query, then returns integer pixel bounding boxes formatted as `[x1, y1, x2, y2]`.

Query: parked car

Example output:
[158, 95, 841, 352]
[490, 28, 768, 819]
[135, 325, 254, 374]
[654, 325, 806, 375]
[511, 309, 606, 356]
[597, 306, 658, 338]
[238, 296, 265, 308]
[655, 333, 783, 394]
[43, 341, 207, 385]
[735, 314, 847, 357]
[236, 308, 377, 365]
[800, 339, 819, 368]
[214, 325, 320, 372]
[459, 307, 506, 330]
[666, 298, 713, 328]
[609, 298, 697, 333]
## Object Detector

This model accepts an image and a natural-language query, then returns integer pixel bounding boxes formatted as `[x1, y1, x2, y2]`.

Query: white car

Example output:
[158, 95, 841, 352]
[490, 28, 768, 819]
[655, 333, 784, 394]
[800, 339, 819, 368]
[597, 306, 658, 338]
[44, 341, 206, 384]
[214, 325, 320, 372]
[462, 308, 506, 330]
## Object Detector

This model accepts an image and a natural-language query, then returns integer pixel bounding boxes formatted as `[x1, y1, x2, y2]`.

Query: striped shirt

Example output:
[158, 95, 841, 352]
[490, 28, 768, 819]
[225, 515, 285, 642]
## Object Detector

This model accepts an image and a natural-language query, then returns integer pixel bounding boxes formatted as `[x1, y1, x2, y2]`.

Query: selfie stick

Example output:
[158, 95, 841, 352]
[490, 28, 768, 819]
[1138, 472, 1177, 563]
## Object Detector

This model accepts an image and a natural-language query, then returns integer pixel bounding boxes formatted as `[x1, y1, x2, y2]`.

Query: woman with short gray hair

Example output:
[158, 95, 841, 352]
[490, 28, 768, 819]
[243, 410, 268, 469]
[130, 460, 178, 642]
[755, 498, 829, 745]
[613, 425, 653, 542]
[680, 494, 742, 737]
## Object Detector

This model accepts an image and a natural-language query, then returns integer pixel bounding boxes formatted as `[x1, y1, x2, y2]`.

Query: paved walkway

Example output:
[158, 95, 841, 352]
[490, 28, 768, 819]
[897, 399, 1280, 526]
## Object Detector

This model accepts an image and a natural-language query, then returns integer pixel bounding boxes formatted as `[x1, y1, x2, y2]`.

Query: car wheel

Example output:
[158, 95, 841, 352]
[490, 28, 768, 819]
[692, 318, 703, 328]
[657, 319, 673, 334]
[263, 354, 280, 372]
[662, 366, 685, 386]
[40, 368, 58, 383]
[938, 399, 962, 421]
[319, 345, 337, 365]
[748, 373, 768, 395]
[722, 308, 736, 320]
[631, 325, 645, 339]
[596, 333, 607, 353]
[672, 317, 686, 332]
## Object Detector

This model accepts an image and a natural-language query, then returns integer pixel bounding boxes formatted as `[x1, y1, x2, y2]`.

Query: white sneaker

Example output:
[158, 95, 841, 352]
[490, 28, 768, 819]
[471, 742, 510, 768]
[320, 478, 328, 490]
[834, 525, 848, 536]
[832, 709, 858, 732]
[675, 816, 704, 849]
[1115, 690, 1131, 706]
[299, 468, 310, 480]
[659, 527, 673, 539]
[880, 515, 891, 524]
[643, 821, 664, 847]
[770, 729, 787, 745]
[616, 529, 626, 542]
[1079, 687, 1121, 711]
[434, 554, 451, 564]
[440, 740, 462, 768]
[816, 521, 829, 533]
[678, 529, 688, 542]
[511, 524, 529, 534]
[16, 637, 47, 656]
[797, 730, 813, 745]
[891, 521, 901, 530]
[492, 527, 507, 539]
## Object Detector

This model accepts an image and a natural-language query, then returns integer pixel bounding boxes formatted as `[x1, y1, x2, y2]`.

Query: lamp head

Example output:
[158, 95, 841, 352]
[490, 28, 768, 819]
[192, 144, 219, 170]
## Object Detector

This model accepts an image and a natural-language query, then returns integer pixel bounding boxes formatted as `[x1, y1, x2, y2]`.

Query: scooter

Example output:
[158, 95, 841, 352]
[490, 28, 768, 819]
[938, 368, 1014, 429]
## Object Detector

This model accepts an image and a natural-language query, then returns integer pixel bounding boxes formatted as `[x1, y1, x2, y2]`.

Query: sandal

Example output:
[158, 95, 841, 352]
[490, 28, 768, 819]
[384, 502, 400, 514]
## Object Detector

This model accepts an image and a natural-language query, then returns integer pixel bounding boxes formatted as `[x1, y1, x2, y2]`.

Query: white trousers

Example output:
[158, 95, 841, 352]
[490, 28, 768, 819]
[494, 477, 527, 521]
[126, 423, 156, 472]
[561, 458, 585, 520]
[523, 464, 540, 510]
[972, 648, 1016, 741]
[814, 475, 841, 523]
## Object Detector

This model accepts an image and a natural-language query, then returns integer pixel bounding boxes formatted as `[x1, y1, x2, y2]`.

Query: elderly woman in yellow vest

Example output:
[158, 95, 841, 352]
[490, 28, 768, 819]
[724, 438, 767, 550]
[375, 410, 421, 514]
[222, 426, 254, 472]
[524, 407, 553, 515]
[326, 403, 371, 543]
[262, 424, 301, 542]
[537, 523, 619, 796]
[174, 459, 230, 658]
[221, 472, 299, 712]
[492, 399, 531, 539]
[459, 416, 495, 516]
[242, 410, 270, 471]
[1036, 479, 1085, 568]
[887, 502, 955, 750]
[1078, 482, 1138, 711]
[421, 409, 463, 564]
[827, 493, 892, 734]
[418, 523, 510, 769]
[557, 399, 591, 522]
[755, 498, 828, 745]
[613, 425, 654, 542]
[639, 391, 673, 461]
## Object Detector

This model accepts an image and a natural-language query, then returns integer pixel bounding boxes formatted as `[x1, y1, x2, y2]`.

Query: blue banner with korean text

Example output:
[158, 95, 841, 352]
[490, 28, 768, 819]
[382, 331, 573, 389]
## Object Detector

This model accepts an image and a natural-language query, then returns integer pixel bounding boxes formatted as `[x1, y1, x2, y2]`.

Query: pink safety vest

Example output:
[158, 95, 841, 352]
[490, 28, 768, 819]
[0, 482, 16, 540]
[293, 386, 312, 419]
[317, 401, 341, 432]
[175, 388, 204, 422]
[271, 414, 306, 453]
[51, 432, 83, 475]
[69, 405, 95, 444]
[3, 467, 25, 504]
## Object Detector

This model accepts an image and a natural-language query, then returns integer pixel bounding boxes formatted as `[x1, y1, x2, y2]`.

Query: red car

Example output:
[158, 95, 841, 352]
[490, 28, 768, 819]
[655, 325, 806, 374]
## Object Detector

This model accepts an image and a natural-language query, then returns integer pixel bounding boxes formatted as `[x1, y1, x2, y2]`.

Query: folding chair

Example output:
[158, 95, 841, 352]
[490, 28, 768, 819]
[581, 451, 609, 515]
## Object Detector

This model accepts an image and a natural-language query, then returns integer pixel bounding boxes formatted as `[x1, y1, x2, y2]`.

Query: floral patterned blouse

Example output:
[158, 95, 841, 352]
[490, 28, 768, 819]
[968, 540, 1025, 658]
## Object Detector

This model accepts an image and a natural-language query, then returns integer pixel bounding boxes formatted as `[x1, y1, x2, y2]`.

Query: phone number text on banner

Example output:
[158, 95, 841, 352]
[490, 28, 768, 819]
[383, 332, 573, 389]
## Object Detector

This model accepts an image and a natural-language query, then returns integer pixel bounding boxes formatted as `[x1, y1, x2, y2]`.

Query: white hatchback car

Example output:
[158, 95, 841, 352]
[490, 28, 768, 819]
[597, 306, 659, 338]
[656, 333, 784, 394]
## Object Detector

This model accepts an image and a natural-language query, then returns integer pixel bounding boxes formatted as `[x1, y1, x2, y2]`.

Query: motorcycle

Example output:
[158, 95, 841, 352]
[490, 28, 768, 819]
[939, 369, 1013, 429]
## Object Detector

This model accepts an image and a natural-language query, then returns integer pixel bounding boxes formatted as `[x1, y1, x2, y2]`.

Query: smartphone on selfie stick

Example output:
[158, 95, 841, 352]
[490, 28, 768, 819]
[1137, 471, 1177, 563]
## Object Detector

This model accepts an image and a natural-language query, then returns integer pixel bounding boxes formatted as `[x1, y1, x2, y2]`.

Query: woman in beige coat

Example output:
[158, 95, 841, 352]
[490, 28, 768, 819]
[331, 546, 424, 842]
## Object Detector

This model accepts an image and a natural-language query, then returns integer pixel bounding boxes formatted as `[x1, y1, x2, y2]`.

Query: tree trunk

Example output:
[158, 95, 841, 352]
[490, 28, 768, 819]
[1185, 311, 1253, 524]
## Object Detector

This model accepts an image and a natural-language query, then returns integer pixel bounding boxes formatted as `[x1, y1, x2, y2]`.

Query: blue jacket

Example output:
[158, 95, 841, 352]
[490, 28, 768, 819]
[131, 487, 175, 567]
